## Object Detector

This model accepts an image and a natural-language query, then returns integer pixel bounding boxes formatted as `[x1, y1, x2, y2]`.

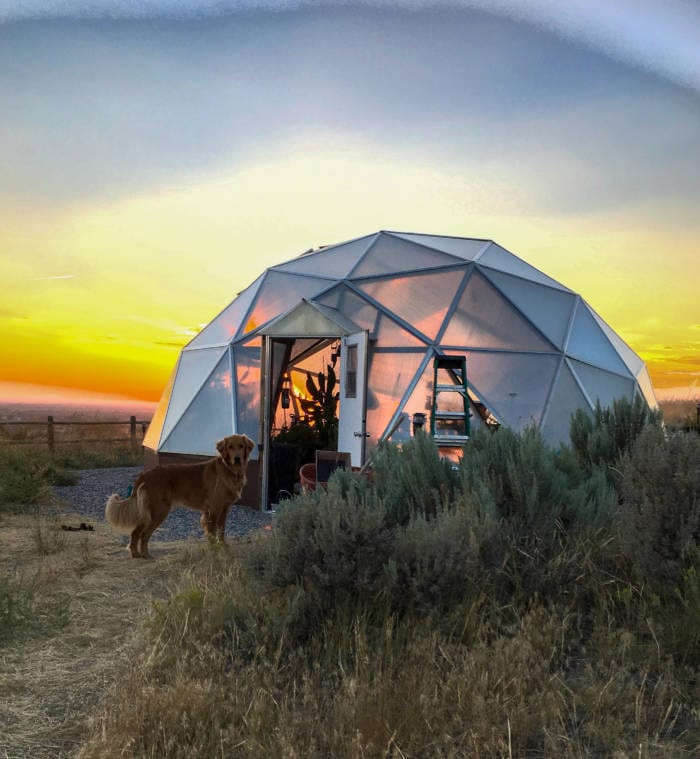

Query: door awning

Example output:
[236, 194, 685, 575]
[259, 298, 361, 338]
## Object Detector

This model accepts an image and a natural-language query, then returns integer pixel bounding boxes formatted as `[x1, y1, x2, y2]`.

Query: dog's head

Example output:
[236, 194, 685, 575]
[216, 434, 255, 469]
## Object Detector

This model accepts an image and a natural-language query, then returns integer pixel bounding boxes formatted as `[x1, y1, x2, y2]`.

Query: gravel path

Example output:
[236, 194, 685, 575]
[52, 466, 273, 543]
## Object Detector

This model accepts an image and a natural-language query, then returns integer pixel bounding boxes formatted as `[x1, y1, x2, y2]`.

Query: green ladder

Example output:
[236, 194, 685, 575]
[430, 355, 471, 446]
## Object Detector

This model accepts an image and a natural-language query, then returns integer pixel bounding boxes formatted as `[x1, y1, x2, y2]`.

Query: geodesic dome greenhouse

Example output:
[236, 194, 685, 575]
[143, 230, 657, 489]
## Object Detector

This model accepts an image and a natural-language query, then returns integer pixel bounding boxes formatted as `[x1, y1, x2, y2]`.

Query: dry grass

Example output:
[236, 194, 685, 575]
[659, 395, 700, 431]
[0, 505, 199, 759]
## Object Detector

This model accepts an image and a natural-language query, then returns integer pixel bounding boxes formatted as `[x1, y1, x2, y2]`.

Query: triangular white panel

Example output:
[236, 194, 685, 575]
[466, 351, 559, 431]
[540, 361, 591, 447]
[569, 359, 635, 409]
[350, 233, 462, 278]
[481, 268, 576, 350]
[635, 365, 658, 409]
[478, 244, 571, 291]
[272, 235, 375, 279]
[566, 302, 630, 376]
[187, 275, 263, 348]
[587, 306, 645, 376]
[160, 346, 227, 445]
[160, 353, 234, 455]
[386, 232, 488, 261]
[142, 363, 177, 450]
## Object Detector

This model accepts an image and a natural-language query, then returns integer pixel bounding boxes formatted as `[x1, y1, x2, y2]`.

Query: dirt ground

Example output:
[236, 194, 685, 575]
[0, 507, 201, 758]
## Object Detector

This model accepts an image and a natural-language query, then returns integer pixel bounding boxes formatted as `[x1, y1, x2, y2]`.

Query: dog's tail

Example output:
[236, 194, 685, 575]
[105, 487, 148, 534]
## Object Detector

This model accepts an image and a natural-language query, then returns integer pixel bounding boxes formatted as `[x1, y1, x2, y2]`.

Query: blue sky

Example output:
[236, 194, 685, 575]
[1, 1, 698, 402]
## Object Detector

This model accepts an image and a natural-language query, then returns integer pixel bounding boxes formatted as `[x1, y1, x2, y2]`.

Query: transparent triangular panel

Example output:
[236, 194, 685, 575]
[316, 285, 381, 333]
[363, 350, 426, 445]
[466, 351, 559, 432]
[587, 305, 645, 376]
[160, 353, 234, 455]
[635, 365, 658, 409]
[373, 313, 428, 347]
[569, 359, 635, 410]
[478, 244, 571, 291]
[187, 274, 263, 348]
[316, 284, 425, 345]
[441, 271, 555, 351]
[233, 340, 262, 446]
[240, 271, 331, 337]
[350, 232, 465, 278]
[160, 346, 227, 445]
[481, 269, 576, 350]
[142, 363, 177, 450]
[271, 235, 375, 279]
[387, 232, 489, 261]
[358, 269, 466, 341]
[566, 302, 631, 376]
[540, 360, 591, 448]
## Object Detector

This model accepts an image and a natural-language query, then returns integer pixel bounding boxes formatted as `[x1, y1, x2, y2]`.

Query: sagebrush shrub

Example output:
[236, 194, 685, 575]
[619, 426, 700, 589]
[458, 427, 617, 533]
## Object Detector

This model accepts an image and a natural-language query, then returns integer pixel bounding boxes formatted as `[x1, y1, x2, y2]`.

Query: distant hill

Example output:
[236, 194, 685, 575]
[0, 401, 155, 423]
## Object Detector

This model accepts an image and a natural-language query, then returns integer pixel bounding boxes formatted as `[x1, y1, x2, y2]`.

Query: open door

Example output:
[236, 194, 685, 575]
[337, 330, 369, 467]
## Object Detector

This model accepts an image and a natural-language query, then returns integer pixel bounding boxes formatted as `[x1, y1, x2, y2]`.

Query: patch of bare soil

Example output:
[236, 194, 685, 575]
[0, 507, 199, 758]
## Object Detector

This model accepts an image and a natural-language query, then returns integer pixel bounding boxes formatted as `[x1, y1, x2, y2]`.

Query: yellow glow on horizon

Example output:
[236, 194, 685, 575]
[1, 134, 698, 403]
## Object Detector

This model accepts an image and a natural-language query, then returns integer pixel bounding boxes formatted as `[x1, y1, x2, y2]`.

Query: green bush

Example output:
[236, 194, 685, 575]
[570, 395, 662, 479]
[371, 431, 459, 525]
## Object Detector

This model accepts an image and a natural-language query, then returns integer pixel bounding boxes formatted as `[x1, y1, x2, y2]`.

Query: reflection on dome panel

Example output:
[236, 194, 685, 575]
[566, 302, 630, 376]
[160, 353, 234, 455]
[387, 232, 488, 261]
[467, 352, 559, 431]
[160, 347, 227, 445]
[363, 351, 425, 444]
[540, 361, 591, 448]
[479, 244, 571, 290]
[234, 341, 262, 447]
[358, 269, 464, 341]
[442, 272, 554, 351]
[240, 271, 331, 336]
[569, 359, 635, 410]
[351, 233, 461, 278]
[187, 275, 263, 348]
[142, 363, 177, 450]
[272, 235, 375, 279]
[481, 268, 575, 350]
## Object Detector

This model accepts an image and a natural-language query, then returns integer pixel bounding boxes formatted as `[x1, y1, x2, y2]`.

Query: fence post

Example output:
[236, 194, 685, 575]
[47, 416, 54, 452]
[130, 416, 137, 452]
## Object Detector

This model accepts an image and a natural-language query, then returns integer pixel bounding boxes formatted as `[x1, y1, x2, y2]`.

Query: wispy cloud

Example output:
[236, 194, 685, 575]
[1, 2, 699, 94]
[32, 274, 76, 280]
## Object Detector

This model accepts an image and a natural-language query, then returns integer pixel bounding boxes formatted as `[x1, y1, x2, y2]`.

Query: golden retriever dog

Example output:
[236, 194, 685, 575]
[105, 434, 255, 559]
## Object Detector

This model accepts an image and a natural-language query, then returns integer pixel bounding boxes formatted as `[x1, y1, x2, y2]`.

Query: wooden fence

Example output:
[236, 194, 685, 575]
[0, 416, 151, 452]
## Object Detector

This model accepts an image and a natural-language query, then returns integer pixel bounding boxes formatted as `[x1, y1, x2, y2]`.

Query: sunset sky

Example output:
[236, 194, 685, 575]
[1, 0, 699, 407]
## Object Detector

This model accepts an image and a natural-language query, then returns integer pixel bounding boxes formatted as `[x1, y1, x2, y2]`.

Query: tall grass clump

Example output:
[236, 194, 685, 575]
[570, 394, 662, 480]
[0, 447, 54, 509]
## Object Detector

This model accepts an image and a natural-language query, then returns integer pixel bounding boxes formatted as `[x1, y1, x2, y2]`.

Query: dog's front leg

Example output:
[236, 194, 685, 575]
[200, 511, 216, 540]
[215, 506, 230, 544]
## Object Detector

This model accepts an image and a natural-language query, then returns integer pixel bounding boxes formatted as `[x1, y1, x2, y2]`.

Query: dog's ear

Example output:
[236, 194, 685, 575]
[216, 438, 226, 459]
[243, 435, 255, 460]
